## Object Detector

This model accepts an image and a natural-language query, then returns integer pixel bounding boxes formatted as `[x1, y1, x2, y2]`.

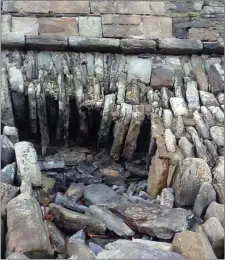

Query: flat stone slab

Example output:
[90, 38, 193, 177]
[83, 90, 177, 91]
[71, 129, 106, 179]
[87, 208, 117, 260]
[1, 33, 25, 48]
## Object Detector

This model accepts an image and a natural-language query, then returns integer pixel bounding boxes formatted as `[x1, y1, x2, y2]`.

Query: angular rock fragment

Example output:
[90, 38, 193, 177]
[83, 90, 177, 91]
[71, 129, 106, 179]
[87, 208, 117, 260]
[186, 81, 200, 112]
[172, 231, 217, 259]
[109, 201, 193, 239]
[98, 94, 116, 147]
[170, 98, 189, 117]
[122, 105, 145, 160]
[84, 184, 123, 206]
[49, 203, 106, 234]
[15, 141, 42, 187]
[160, 188, 174, 208]
[178, 137, 195, 158]
[86, 205, 135, 237]
[47, 222, 66, 254]
[110, 103, 132, 160]
[212, 157, 224, 204]
[1, 183, 19, 217]
[6, 193, 53, 258]
[1, 162, 16, 185]
[210, 126, 224, 147]
[173, 157, 212, 207]
[3, 126, 19, 145]
[193, 182, 216, 218]
[1, 135, 15, 168]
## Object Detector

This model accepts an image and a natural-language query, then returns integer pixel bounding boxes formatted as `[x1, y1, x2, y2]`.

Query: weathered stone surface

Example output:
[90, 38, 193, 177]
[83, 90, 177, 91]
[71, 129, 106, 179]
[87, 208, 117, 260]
[173, 158, 212, 207]
[15, 142, 42, 187]
[1, 183, 19, 218]
[142, 17, 172, 39]
[192, 68, 209, 91]
[189, 28, 219, 41]
[110, 201, 193, 239]
[208, 106, 224, 123]
[65, 183, 84, 201]
[89, 242, 103, 256]
[90, 1, 116, 14]
[205, 202, 224, 227]
[201, 106, 215, 127]
[125, 81, 140, 105]
[170, 98, 189, 117]
[51, 1, 90, 14]
[49, 203, 106, 234]
[210, 126, 224, 147]
[212, 157, 224, 204]
[164, 129, 176, 153]
[120, 39, 156, 54]
[160, 188, 174, 208]
[86, 205, 135, 237]
[163, 109, 173, 129]
[67, 238, 95, 259]
[161, 87, 170, 109]
[102, 14, 141, 25]
[159, 38, 203, 55]
[12, 17, 38, 35]
[208, 64, 224, 95]
[69, 37, 120, 52]
[193, 111, 209, 139]
[3, 127, 19, 145]
[173, 68, 184, 98]
[6, 253, 29, 260]
[1, 163, 16, 185]
[1, 33, 25, 48]
[202, 217, 224, 258]
[116, 1, 151, 14]
[126, 57, 151, 84]
[132, 239, 172, 251]
[178, 137, 195, 158]
[186, 81, 200, 112]
[172, 231, 217, 259]
[172, 116, 185, 138]
[47, 222, 66, 254]
[199, 91, 219, 107]
[39, 17, 78, 36]
[3, 1, 51, 13]
[103, 24, 143, 38]
[26, 35, 68, 51]
[6, 193, 53, 258]
[122, 105, 145, 160]
[150, 64, 175, 89]
[193, 182, 216, 218]
[1, 14, 11, 33]
[97, 239, 184, 259]
[1, 135, 15, 168]
[79, 17, 102, 38]
[217, 93, 224, 106]
[84, 184, 123, 206]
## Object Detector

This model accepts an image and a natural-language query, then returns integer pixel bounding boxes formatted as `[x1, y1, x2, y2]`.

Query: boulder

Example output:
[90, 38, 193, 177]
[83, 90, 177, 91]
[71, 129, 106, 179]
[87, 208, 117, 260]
[173, 158, 212, 207]
[212, 157, 224, 204]
[202, 217, 224, 258]
[109, 201, 193, 239]
[49, 203, 106, 234]
[84, 184, 123, 206]
[172, 230, 217, 259]
[6, 193, 53, 258]
[15, 142, 42, 187]
[178, 137, 195, 158]
[193, 182, 216, 218]
[1, 162, 16, 185]
[205, 202, 224, 227]
[3, 126, 19, 145]
[199, 91, 219, 107]
[97, 239, 184, 259]
[1, 183, 19, 217]
[1, 135, 15, 168]
[170, 97, 189, 117]
[86, 205, 135, 237]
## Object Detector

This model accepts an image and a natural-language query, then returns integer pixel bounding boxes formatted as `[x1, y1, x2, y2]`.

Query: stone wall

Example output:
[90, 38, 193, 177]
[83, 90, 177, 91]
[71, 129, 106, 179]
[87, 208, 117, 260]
[1, 0, 224, 54]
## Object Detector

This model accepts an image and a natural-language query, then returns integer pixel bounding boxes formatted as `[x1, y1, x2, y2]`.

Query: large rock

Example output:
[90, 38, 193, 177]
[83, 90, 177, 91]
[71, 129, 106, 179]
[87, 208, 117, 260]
[172, 231, 217, 259]
[210, 126, 224, 147]
[186, 81, 200, 112]
[1, 162, 16, 185]
[208, 106, 224, 123]
[1, 183, 19, 217]
[1, 135, 15, 168]
[199, 91, 219, 107]
[15, 142, 42, 187]
[170, 98, 189, 117]
[49, 203, 106, 234]
[205, 202, 224, 227]
[3, 126, 19, 145]
[109, 201, 193, 239]
[86, 205, 135, 237]
[178, 137, 195, 158]
[173, 158, 212, 207]
[96, 239, 184, 259]
[193, 111, 209, 139]
[202, 217, 224, 258]
[164, 129, 176, 153]
[193, 182, 216, 218]
[6, 193, 53, 258]
[212, 157, 224, 204]
[84, 184, 123, 206]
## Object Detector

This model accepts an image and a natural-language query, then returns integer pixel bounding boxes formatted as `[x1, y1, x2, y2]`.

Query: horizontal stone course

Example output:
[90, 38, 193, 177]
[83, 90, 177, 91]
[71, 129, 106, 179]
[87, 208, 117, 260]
[103, 24, 143, 38]
[102, 14, 141, 25]
[12, 17, 39, 35]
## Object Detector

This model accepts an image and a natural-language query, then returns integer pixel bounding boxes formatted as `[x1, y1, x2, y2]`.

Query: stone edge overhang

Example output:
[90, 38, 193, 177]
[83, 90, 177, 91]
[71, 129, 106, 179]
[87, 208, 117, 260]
[1, 33, 224, 55]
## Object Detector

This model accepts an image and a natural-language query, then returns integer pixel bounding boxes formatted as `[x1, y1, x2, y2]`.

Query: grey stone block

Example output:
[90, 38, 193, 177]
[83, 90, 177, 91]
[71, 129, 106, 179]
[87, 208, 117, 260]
[26, 35, 68, 51]
[1, 33, 25, 49]
[69, 37, 120, 52]
[120, 39, 157, 54]
[159, 38, 203, 55]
